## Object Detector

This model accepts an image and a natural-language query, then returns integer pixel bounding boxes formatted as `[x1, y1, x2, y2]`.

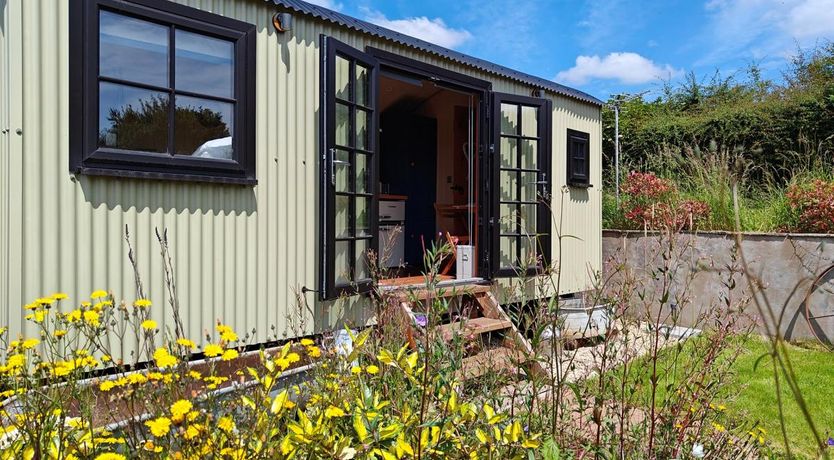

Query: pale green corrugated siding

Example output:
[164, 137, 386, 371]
[3, 0, 600, 355]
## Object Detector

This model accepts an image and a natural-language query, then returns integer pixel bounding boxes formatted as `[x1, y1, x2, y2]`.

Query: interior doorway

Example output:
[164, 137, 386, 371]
[376, 71, 481, 281]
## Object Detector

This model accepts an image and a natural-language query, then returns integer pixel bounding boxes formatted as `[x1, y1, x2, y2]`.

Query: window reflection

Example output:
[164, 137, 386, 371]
[175, 29, 234, 99]
[175, 96, 233, 158]
[99, 10, 168, 87]
[98, 82, 169, 153]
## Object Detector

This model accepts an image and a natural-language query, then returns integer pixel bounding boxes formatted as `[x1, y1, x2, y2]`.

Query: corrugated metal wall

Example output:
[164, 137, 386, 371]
[1, 0, 601, 354]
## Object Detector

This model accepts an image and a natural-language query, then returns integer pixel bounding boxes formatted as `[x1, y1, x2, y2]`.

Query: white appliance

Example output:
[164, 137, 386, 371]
[456, 245, 474, 279]
[379, 200, 405, 268]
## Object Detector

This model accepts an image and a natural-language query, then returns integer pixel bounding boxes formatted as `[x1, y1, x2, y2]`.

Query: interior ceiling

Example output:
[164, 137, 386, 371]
[379, 75, 472, 113]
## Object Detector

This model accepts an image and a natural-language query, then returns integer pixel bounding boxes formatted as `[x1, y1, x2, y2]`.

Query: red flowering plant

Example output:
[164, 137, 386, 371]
[620, 171, 710, 231]
[786, 179, 834, 233]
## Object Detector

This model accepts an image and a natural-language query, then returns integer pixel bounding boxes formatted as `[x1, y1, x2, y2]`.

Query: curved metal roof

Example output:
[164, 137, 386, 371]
[266, 0, 602, 106]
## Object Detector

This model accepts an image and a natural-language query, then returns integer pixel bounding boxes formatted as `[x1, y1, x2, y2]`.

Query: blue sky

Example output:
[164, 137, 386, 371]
[308, 0, 834, 101]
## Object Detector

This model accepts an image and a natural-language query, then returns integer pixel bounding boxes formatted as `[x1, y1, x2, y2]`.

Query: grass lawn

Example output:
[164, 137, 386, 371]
[725, 336, 834, 459]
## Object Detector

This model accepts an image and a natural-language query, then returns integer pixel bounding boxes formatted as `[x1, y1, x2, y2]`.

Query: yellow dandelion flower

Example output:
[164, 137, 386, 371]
[83, 310, 101, 327]
[134, 299, 152, 308]
[170, 399, 193, 421]
[153, 348, 178, 368]
[94, 453, 126, 460]
[53, 330, 68, 340]
[143, 440, 162, 453]
[52, 293, 68, 300]
[188, 370, 202, 379]
[712, 422, 725, 432]
[36, 297, 54, 306]
[366, 365, 379, 375]
[176, 338, 196, 349]
[66, 309, 82, 322]
[23, 303, 37, 311]
[144, 417, 172, 437]
[127, 373, 148, 385]
[287, 352, 301, 364]
[184, 424, 201, 440]
[306, 346, 321, 358]
[99, 380, 116, 392]
[91, 290, 108, 299]
[350, 366, 362, 374]
[216, 324, 238, 342]
[203, 344, 223, 358]
[221, 349, 239, 361]
[22, 338, 40, 349]
[141, 320, 158, 331]
[0, 327, 7, 336]
[217, 416, 235, 433]
[300, 338, 314, 346]
[275, 358, 290, 370]
[80, 301, 92, 308]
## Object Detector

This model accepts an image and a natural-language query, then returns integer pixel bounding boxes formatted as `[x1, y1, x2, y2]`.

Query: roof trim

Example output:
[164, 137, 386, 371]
[265, 0, 603, 106]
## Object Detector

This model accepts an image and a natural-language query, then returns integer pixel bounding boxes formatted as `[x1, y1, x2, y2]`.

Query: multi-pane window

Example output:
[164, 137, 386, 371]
[567, 129, 591, 187]
[494, 95, 551, 276]
[70, 0, 256, 183]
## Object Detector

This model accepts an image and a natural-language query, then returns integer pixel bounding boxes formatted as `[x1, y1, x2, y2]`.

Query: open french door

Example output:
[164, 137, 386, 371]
[319, 36, 379, 300]
[489, 93, 552, 278]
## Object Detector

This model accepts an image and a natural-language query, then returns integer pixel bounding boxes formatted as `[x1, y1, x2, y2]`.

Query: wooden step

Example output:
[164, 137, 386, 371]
[455, 347, 525, 380]
[437, 317, 512, 341]
[392, 284, 492, 301]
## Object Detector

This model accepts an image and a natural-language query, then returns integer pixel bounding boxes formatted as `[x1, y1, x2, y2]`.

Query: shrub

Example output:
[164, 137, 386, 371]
[619, 171, 711, 230]
[786, 178, 834, 233]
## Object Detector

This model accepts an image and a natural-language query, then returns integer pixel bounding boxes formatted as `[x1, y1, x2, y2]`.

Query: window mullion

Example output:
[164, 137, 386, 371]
[167, 24, 176, 156]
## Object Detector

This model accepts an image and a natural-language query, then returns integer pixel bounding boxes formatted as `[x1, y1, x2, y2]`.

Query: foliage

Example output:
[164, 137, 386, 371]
[617, 171, 710, 230]
[0, 292, 539, 459]
[786, 178, 834, 233]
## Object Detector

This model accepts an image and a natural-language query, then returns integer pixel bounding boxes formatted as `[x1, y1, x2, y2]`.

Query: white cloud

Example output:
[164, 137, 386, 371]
[304, 0, 342, 11]
[696, 0, 834, 66]
[555, 52, 681, 86]
[364, 11, 472, 49]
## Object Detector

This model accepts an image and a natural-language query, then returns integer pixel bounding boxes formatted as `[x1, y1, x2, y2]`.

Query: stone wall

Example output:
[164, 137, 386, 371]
[602, 230, 834, 343]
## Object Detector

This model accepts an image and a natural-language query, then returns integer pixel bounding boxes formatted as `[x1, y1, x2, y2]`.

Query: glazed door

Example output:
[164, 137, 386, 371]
[319, 36, 379, 300]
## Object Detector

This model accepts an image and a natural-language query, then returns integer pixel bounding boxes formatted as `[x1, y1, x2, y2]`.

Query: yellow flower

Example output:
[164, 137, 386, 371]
[36, 297, 54, 306]
[53, 329, 67, 339]
[176, 338, 196, 349]
[366, 365, 379, 375]
[23, 303, 36, 311]
[712, 422, 726, 432]
[217, 416, 235, 433]
[141, 320, 158, 330]
[99, 380, 116, 392]
[143, 440, 162, 453]
[306, 346, 321, 358]
[203, 344, 223, 358]
[26, 310, 47, 323]
[94, 454, 126, 460]
[351, 366, 362, 374]
[66, 309, 82, 322]
[188, 370, 202, 379]
[287, 352, 301, 364]
[52, 293, 68, 300]
[91, 290, 108, 298]
[300, 338, 314, 346]
[83, 310, 101, 327]
[134, 299, 152, 308]
[184, 424, 202, 440]
[80, 301, 92, 308]
[6, 354, 26, 370]
[217, 324, 238, 342]
[170, 399, 193, 421]
[221, 349, 239, 361]
[22, 338, 40, 349]
[153, 348, 178, 368]
[145, 417, 172, 437]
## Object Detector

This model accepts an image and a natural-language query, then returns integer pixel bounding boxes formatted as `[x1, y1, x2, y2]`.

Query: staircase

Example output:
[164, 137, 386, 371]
[381, 281, 545, 381]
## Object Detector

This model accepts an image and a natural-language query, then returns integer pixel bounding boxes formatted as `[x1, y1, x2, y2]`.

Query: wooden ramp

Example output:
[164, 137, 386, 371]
[383, 281, 545, 381]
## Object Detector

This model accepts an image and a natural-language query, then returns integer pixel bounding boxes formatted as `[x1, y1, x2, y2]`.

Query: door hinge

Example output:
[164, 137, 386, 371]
[488, 144, 495, 155]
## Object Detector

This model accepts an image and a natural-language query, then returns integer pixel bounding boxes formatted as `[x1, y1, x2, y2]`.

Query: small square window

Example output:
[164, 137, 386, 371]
[566, 129, 590, 187]
[70, 0, 256, 184]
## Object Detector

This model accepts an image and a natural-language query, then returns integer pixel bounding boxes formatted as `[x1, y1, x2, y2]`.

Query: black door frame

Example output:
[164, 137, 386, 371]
[365, 47, 494, 279]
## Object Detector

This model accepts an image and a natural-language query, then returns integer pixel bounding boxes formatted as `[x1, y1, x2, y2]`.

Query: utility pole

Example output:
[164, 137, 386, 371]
[607, 91, 647, 207]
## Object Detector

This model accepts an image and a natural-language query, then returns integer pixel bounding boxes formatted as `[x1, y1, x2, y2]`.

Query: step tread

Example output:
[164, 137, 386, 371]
[392, 284, 492, 301]
[456, 347, 525, 380]
[437, 317, 512, 341]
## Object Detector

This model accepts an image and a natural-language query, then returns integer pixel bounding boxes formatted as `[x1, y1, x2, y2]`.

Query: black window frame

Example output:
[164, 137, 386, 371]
[69, 0, 257, 185]
[566, 128, 591, 188]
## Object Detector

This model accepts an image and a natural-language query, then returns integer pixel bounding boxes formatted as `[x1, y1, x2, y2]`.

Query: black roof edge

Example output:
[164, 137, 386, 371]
[265, 0, 603, 107]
